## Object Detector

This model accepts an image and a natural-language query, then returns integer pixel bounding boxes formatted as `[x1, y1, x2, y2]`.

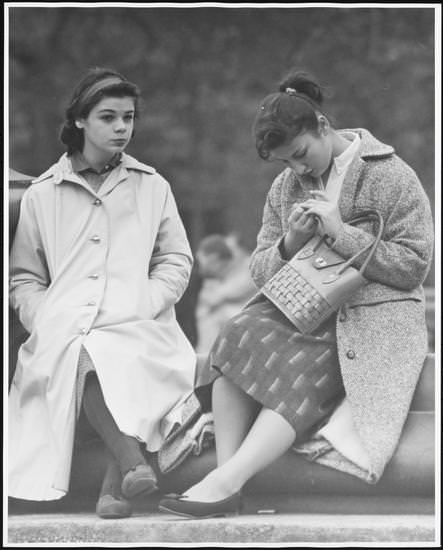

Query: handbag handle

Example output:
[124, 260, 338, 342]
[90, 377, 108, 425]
[334, 209, 384, 277]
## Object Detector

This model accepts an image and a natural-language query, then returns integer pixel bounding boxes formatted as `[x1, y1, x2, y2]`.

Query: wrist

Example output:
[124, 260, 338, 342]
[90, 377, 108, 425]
[281, 231, 305, 259]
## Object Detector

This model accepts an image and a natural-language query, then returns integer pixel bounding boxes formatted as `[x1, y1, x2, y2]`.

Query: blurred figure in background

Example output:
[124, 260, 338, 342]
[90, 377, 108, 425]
[195, 234, 257, 355]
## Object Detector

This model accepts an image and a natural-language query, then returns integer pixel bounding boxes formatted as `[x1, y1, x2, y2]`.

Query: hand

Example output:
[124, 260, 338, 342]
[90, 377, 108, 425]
[282, 204, 318, 258]
[287, 204, 318, 238]
[299, 191, 344, 239]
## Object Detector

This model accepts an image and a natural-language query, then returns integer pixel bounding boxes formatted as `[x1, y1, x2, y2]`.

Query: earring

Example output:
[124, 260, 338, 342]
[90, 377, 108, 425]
[75, 121, 82, 129]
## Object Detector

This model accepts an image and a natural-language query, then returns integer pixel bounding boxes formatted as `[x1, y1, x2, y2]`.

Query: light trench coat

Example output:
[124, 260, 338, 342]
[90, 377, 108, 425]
[9, 153, 196, 500]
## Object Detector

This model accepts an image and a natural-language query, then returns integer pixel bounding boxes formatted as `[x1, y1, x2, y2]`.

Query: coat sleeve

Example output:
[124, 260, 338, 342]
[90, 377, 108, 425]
[249, 171, 289, 289]
[9, 186, 50, 333]
[147, 180, 193, 317]
[332, 159, 434, 290]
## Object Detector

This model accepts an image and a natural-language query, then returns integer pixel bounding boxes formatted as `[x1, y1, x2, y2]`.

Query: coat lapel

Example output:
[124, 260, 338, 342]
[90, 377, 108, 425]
[337, 156, 366, 222]
[98, 154, 156, 196]
[34, 154, 95, 195]
[98, 164, 129, 196]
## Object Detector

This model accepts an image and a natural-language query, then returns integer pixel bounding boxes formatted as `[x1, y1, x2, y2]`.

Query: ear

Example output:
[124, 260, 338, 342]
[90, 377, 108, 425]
[317, 116, 330, 136]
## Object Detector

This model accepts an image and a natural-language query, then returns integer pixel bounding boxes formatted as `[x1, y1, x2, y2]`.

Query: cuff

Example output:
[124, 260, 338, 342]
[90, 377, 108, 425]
[277, 234, 291, 262]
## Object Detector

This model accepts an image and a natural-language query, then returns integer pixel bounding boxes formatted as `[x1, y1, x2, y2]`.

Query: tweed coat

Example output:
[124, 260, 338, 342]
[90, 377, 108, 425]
[9, 153, 196, 500]
[250, 128, 434, 483]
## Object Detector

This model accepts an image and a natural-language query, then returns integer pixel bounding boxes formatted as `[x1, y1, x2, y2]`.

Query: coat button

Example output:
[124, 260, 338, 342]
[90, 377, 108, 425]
[79, 327, 88, 335]
[91, 235, 101, 243]
[346, 350, 356, 359]
[87, 301, 96, 306]
[89, 274, 99, 279]
[93, 198, 102, 206]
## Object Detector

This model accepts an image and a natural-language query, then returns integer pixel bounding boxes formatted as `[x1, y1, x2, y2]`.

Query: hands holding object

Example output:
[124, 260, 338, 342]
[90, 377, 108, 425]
[283, 191, 344, 258]
[298, 190, 344, 240]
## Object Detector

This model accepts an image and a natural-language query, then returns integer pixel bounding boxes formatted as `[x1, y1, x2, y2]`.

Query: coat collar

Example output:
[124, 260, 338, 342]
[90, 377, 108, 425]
[343, 127, 395, 160]
[337, 128, 394, 221]
[70, 151, 122, 174]
[32, 153, 156, 185]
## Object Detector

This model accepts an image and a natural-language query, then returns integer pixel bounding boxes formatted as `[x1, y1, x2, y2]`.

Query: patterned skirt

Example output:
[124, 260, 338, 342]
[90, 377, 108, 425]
[196, 295, 345, 442]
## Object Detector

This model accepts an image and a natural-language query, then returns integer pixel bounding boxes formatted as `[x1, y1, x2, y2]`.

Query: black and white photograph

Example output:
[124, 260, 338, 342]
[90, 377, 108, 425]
[4, 1, 441, 546]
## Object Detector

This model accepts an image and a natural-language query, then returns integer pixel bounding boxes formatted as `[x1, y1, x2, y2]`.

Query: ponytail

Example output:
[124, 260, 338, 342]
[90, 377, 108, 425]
[253, 69, 328, 160]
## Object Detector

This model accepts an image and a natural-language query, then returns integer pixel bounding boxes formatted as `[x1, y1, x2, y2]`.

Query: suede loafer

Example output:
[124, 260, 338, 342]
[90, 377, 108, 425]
[121, 463, 158, 499]
[96, 494, 132, 519]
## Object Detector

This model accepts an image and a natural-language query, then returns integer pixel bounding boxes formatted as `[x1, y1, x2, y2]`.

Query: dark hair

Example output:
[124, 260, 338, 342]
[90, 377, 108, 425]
[197, 235, 233, 261]
[253, 70, 327, 160]
[60, 67, 140, 155]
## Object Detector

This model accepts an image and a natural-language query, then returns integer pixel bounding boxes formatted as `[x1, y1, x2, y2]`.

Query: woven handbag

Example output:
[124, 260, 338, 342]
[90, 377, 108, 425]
[262, 209, 384, 334]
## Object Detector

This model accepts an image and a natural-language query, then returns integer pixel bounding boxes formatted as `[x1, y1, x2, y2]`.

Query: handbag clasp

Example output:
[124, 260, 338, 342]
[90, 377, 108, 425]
[314, 257, 328, 267]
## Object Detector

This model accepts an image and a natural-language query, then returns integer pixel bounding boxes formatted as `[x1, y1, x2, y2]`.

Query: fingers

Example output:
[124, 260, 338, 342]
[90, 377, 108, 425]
[289, 209, 317, 230]
[299, 205, 321, 220]
[289, 205, 311, 226]
[299, 200, 329, 219]
[299, 200, 323, 210]
[309, 190, 328, 201]
[302, 216, 317, 231]
[289, 205, 304, 221]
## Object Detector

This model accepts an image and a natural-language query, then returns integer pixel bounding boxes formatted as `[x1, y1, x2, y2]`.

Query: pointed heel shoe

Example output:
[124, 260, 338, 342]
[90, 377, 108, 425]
[121, 463, 158, 499]
[96, 494, 132, 519]
[158, 492, 242, 519]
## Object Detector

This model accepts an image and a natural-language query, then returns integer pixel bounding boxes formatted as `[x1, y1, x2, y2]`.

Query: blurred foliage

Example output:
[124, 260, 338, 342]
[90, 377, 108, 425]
[9, 6, 435, 273]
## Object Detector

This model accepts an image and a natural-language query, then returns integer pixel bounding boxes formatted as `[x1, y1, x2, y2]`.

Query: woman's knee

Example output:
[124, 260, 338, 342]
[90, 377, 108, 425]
[213, 376, 261, 411]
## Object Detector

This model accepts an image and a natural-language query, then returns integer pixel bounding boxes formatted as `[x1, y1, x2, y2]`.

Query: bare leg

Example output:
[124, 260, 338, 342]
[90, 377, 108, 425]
[212, 375, 261, 466]
[184, 405, 296, 502]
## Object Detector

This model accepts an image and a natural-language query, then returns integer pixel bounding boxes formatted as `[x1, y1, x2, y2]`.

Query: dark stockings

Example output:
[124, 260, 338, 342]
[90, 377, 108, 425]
[82, 373, 146, 478]
[99, 450, 124, 498]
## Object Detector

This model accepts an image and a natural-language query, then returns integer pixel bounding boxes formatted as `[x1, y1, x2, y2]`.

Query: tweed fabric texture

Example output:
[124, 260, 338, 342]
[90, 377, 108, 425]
[247, 128, 434, 483]
[198, 295, 345, 441]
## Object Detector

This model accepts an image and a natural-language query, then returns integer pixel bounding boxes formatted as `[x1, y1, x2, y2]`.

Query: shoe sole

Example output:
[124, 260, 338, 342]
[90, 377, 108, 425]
[97, 510, 132, 519]
[158, 504, 236, 520]
[96, 503, 132, 519]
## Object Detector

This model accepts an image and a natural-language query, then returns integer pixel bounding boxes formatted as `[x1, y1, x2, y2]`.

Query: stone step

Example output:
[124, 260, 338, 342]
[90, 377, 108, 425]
[8, 496, 436, 544]
[8, 512, 436, 544]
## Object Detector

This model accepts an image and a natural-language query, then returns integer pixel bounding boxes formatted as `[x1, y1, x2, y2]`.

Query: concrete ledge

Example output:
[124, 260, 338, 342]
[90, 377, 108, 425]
[8, 511, 436, 544]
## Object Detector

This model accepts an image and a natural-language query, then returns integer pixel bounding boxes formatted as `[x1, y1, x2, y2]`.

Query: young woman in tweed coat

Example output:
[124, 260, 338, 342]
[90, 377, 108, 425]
[159, 70, 434, 518]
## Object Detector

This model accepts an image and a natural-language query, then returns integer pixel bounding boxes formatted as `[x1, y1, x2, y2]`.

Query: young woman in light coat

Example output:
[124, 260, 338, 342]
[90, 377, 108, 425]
[159, 69, 434, 519]
[9, 68, 196, 518]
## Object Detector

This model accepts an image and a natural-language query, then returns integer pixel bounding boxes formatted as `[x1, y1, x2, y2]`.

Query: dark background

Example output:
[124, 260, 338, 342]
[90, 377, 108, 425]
[9, 5, 436, 341]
